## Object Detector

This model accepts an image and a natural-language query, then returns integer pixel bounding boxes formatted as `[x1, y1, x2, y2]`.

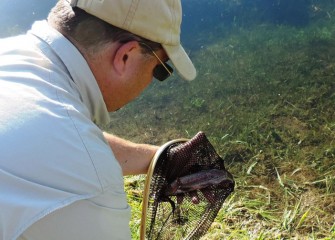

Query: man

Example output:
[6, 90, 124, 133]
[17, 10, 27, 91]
[0, 0, 196, 239]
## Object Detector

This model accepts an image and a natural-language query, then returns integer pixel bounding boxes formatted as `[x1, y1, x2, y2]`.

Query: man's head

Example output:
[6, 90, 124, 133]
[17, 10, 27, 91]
[48, 0, 196, 111]
[67, 0, 196, 81]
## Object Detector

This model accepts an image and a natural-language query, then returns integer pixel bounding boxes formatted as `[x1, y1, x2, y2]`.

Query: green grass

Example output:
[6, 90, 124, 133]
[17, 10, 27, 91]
[108, 11, 335, 240]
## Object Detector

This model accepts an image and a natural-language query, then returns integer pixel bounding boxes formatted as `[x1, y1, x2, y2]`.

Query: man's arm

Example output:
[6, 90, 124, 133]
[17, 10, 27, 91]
[103, 132, 159, 176]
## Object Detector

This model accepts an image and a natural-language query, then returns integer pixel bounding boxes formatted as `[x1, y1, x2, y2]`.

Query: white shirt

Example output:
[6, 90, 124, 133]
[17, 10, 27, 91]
[0, 21, 131, 240]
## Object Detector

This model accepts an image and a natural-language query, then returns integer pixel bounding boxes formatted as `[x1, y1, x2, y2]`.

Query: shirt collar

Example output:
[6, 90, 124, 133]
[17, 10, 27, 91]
[29, 20, 110, 126]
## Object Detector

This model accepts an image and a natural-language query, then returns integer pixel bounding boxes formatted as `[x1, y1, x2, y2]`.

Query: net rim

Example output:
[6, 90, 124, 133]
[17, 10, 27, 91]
[140, 138, 189, 240]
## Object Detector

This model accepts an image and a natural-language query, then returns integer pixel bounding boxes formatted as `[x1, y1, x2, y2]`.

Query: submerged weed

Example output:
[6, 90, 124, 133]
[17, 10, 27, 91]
[113, 4, 335, 239]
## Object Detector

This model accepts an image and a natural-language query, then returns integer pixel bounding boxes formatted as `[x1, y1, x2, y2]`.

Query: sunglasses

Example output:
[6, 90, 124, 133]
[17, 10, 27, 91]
[138, 42, 174, 81]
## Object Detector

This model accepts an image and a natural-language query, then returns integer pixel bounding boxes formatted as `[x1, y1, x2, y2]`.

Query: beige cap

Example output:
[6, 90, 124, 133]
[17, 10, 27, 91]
[69, 0, 197, 81]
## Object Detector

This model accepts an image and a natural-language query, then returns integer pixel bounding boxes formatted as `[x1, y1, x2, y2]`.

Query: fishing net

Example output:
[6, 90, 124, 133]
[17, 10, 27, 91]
[141, 132, 235, 240]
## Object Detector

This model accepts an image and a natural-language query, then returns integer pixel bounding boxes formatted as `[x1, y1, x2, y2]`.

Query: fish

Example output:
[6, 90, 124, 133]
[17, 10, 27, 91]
[164, 169, 232, 196]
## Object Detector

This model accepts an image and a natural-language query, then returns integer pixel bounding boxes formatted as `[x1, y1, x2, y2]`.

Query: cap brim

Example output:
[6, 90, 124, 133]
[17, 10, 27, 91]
[162, 44, 197, 81]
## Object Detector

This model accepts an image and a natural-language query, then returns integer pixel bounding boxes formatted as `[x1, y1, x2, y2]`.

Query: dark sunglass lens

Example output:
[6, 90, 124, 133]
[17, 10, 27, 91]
[153, 64, 173, 81]
[153, 65, 167, 81]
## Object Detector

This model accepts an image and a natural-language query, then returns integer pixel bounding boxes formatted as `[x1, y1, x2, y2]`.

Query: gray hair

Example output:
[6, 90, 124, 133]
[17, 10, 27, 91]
[48, 0, 161, 56]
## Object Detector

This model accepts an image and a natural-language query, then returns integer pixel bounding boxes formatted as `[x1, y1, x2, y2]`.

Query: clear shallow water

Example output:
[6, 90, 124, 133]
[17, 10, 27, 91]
[0, 1, 324, 43]
[0, 0, 334, 143]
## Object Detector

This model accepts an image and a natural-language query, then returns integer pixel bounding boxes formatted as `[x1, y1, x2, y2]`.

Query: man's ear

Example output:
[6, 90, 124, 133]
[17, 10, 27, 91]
[113, 41, 140, 76]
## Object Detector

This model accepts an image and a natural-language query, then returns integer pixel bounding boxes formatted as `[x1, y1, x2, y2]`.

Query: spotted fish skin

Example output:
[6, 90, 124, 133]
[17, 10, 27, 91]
[164, 169, 231, 196]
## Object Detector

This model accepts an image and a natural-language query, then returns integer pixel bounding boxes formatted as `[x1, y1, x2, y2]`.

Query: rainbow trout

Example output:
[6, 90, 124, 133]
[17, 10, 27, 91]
[164, 169, 231, 196]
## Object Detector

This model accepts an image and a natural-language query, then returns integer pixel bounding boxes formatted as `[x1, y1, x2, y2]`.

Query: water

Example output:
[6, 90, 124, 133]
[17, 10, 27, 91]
[0, 0, 57, 37]
[0, 0, 333, 151]
[1, 2, 334, 237]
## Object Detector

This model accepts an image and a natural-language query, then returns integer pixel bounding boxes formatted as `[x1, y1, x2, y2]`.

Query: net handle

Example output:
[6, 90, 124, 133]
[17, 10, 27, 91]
[140, 138, 188, 240]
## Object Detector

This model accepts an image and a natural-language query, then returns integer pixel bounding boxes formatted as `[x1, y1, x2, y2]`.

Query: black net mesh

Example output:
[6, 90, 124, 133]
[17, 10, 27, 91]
[145, 132, 235, 240]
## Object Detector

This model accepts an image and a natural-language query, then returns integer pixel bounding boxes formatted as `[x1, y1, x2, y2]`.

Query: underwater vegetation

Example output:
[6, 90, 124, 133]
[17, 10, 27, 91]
[109, 1, 335, 239]
[181, 0, 329, 51]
